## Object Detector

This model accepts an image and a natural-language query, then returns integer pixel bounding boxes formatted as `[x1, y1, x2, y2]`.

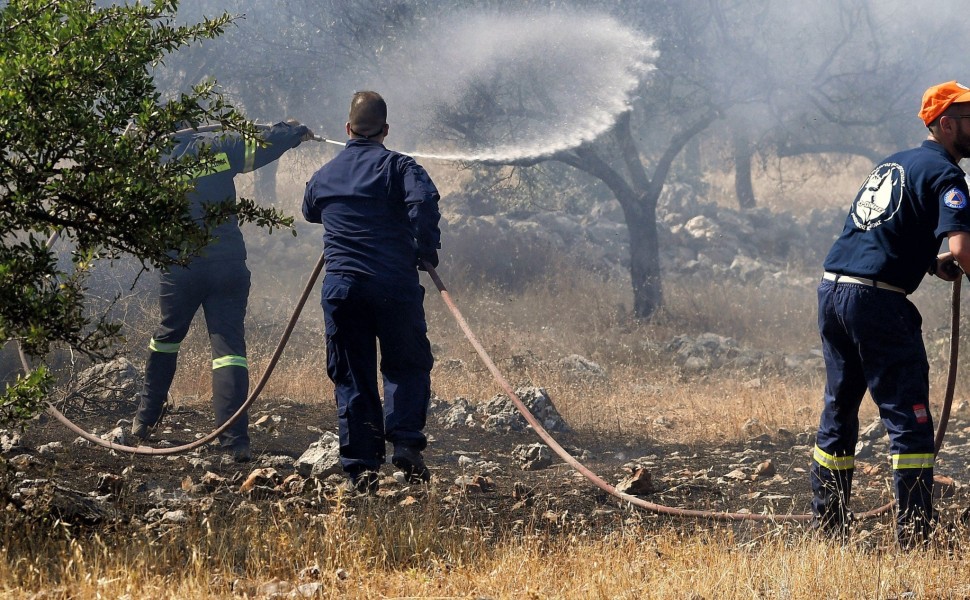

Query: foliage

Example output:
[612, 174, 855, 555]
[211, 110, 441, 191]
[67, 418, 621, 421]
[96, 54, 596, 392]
[0, 0, 292, 423]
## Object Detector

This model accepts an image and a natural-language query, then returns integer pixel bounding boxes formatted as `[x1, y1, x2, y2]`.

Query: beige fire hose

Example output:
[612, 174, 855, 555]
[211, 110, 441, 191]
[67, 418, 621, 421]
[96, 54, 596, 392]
[423, 265, 961, 523]
[36, 240, 325, 455]
[19, 232, 961, 521]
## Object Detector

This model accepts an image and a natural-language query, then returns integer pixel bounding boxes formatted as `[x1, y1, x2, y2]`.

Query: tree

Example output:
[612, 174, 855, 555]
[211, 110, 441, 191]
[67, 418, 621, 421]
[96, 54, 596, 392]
[0, 0, 292, 424]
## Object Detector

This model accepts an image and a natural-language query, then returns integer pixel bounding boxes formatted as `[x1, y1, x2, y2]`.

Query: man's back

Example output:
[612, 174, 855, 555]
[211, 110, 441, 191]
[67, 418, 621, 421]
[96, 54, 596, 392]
[822, 140, 968, 293]
[303, 138, 440, 283]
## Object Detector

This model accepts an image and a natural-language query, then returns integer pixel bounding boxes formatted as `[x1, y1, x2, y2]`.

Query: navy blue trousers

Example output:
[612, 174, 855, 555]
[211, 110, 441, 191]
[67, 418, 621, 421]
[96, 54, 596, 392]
[321, 273, 433, 473]
[813, 280, 935, 542]
[136, 260, 251, 449]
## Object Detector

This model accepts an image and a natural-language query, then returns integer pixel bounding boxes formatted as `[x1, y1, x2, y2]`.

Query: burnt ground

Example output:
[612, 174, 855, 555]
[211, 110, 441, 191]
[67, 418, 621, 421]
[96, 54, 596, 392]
[6, 395, 970, 547]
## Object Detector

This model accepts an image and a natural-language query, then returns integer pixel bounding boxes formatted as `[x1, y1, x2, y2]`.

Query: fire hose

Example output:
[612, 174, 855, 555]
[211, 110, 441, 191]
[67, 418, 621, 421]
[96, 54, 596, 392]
[18, 131, 963, 520]
[39, 249, 325, 456]
[30, 247, 961, 522]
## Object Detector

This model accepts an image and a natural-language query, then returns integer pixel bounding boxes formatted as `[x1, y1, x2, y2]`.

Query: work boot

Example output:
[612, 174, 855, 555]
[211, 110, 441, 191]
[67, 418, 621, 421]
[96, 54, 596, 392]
[131, 399, 168, 443]
[130, 418, 152, 442]
[230, 443, 252, 464]
[392, 446, 431, 483]
[344, 469, 380, 495]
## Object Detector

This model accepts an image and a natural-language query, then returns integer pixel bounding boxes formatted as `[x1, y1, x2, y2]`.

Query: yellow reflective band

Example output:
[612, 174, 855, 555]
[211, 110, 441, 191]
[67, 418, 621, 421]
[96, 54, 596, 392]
[212, 355, 248, 370]
[181, 152, 232, 180]
[813, 445, 854, 471]
[244, 138, 257, 172]
[208, 152, 232, 175]
[148, 338, 180, 353]
[891, 453, 934, 470]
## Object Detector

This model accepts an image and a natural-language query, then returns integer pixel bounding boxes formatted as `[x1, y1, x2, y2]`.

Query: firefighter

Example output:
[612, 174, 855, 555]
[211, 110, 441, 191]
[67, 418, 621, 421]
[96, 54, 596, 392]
[302, 91, 441, 493]
[131, 120, 313, 462]
[812, 81, 970, 546]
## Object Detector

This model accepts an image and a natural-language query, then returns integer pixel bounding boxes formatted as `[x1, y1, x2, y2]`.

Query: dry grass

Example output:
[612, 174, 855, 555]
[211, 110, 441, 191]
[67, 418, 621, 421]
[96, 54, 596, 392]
[3, 503, 968, 599]
[10, 209, 970, 598]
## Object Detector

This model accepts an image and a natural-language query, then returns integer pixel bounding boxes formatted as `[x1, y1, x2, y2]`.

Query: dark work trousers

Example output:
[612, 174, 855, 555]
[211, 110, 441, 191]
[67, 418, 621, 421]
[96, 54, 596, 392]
[136, 260, 252, 450]
[812, 280, 935, 543]
[321, 272, 434, 474]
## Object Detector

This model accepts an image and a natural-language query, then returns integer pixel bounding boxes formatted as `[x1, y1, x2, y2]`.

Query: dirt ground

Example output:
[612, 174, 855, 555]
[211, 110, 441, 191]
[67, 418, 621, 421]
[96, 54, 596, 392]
[8, 392, 970, 546]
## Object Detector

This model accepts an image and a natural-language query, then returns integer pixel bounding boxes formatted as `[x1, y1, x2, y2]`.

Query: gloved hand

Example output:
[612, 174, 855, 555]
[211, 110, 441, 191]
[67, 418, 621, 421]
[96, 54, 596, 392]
[417, 249, 439, 271]
[286, 118, 315, 142]
[930, 251, 963, 281]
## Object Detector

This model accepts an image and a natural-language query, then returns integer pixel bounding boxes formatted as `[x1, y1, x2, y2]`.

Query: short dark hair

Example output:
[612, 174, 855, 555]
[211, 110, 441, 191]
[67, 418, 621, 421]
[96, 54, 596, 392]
[348, 91, 387, 138]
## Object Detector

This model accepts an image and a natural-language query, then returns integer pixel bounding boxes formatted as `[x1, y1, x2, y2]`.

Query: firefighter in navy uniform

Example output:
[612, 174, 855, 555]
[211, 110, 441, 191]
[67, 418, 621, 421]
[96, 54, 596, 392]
[812, 81, 970, 546]
[132, 120, 313, 462]
[302, 91, 441, 493]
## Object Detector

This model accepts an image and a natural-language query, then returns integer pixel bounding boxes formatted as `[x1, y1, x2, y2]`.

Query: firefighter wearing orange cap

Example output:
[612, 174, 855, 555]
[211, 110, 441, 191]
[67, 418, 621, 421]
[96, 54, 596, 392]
[812, 81, 970, 547]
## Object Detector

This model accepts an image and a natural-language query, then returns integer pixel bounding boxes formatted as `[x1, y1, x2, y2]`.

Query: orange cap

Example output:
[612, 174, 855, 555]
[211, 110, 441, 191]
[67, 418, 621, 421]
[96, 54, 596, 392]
[919, 81, 970, 126]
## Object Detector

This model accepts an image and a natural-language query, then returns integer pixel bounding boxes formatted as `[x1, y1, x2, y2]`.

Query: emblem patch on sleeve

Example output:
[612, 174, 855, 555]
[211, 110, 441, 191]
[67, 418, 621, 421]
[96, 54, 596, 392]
[943, 188, 967, 209]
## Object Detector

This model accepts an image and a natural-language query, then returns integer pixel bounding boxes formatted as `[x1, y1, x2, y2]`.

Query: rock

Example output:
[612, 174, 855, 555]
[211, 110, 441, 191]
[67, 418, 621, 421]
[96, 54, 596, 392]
[753, 460, 776, 479]
[294, 432, 341, 479]
[729, 255, 765, 283]
[454, 475, 494, 493]
[70, 357, 141, 405]
[162, 510, 187, 523]
[438, 397, 475, 429]
[742, 419, 767, 437]
[478, 387, 569, 433]
[253, 414, 284, 436]
[100, 426, 127, 446]
[557, 354, 608, 380]
[240, 468, 281, 494]
[11, 479, 118, 524]
[201, 471, 228, 492]
[684, 215, 720, 241]
[36, 442, 62, 456]
[512, 443, 552, 471]
[933, 474, 956, 499]
[616, 468, 653, 495]
[96, 473, 124, 495]
[0, 430, 24, 453]
[859, 418, 886, 441]
[953, 401, 970, 420]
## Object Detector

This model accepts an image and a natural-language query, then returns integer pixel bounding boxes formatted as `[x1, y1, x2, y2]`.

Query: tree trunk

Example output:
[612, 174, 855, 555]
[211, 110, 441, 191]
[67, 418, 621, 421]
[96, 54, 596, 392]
[626, 205, 662, 319]
[733, 129, 756, 209]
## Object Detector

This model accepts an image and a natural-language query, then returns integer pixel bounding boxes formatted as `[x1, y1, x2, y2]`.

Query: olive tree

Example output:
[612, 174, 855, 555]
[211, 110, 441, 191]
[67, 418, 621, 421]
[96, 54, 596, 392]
[0, 0, 292, 423]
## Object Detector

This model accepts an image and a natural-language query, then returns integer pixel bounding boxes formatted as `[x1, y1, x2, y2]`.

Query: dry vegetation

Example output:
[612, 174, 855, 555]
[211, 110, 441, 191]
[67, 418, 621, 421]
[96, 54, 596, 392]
[4, 156, 970, 598]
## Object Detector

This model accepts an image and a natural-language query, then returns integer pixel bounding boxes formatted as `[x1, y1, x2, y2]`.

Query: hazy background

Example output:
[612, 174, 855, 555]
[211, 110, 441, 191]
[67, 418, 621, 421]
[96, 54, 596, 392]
[10, 0, 970, 389]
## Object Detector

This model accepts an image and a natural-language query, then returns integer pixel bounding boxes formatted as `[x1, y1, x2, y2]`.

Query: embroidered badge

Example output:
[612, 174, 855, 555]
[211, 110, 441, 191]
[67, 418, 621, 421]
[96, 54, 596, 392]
[944, 188, 967, 209]
[914, 403, 929, 424]
[852, 163, 905, 230]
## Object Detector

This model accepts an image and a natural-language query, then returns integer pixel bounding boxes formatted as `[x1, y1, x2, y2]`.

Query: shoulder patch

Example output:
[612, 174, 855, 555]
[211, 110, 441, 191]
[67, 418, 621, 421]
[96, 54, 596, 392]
[944, 187, 968, 209]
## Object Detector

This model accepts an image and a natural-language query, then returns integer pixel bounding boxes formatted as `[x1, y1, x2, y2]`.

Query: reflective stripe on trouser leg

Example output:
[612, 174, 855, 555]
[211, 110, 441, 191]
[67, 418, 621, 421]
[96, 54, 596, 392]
[893, 453, 934, 544]
[138, 265, 204, 427]
[212, 357, 249, 449]
[199, 260, 251, 450]
[810, 444, 854, 527]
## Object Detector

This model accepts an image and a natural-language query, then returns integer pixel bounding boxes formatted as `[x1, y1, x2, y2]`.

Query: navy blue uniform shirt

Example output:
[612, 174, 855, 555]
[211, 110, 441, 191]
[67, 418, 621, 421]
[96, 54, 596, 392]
[823, 140, 970, 293]
[302, 139, 441, 284]
[168, 121, 308, 263]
